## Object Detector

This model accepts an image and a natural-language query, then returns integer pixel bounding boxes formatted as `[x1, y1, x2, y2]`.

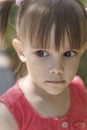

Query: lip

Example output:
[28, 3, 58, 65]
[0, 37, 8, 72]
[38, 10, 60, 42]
[46, 80, 65, 84]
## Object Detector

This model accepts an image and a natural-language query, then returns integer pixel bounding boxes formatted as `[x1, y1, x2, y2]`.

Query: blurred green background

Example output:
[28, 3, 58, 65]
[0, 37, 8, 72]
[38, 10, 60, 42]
[5, 0, 87, 86]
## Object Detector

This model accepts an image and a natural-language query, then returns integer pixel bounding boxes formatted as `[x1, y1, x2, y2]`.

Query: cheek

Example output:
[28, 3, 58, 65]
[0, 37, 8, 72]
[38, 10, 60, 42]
[65, 58, 81, 78]
[26, 59, 49, 79]
[65, 56, 81, 69]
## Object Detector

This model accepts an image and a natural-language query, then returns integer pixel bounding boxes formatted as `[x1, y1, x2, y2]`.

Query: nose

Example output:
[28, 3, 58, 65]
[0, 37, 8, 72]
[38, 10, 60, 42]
[49, 68, 64, 75]
[49, 58, 64, 75]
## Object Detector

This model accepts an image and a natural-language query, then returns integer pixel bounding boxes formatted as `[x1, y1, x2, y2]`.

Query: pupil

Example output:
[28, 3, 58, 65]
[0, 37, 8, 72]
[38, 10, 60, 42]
[66, 52, 70, 57]
[39, 51, 44, 56]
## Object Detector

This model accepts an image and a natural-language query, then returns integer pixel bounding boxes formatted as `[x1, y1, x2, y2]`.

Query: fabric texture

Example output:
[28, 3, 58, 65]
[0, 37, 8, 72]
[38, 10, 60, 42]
[0, 76, 87, 130]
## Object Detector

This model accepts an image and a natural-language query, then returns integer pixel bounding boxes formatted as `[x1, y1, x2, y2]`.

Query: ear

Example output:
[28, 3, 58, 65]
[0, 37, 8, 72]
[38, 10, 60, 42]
[80, 42, 87, 55]
[12, 39, 26, 63]
[85, 8, 87, 15]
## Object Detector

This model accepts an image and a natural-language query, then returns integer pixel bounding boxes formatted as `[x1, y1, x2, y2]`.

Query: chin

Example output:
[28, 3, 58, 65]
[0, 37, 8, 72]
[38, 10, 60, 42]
[45, 86, 68, 95]
[46, 90, 64, 95]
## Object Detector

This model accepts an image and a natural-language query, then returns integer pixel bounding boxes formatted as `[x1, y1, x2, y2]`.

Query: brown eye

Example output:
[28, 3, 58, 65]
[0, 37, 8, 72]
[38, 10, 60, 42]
[64, 51, 77, 57]
[35, 50, 49, 57]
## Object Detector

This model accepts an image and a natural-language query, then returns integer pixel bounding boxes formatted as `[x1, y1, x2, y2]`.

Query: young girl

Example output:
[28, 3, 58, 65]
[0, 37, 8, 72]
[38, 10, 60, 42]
[0, 0, 87, 130]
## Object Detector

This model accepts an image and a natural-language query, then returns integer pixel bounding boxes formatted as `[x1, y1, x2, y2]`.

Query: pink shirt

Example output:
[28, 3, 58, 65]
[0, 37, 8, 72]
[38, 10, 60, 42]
[0, 76, 87, 130]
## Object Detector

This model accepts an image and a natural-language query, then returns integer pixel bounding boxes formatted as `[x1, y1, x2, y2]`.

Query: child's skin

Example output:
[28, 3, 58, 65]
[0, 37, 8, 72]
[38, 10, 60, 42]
[0, 0, 87, 130]
[0, 22, 87, 130]
[13, 24, 87, 117]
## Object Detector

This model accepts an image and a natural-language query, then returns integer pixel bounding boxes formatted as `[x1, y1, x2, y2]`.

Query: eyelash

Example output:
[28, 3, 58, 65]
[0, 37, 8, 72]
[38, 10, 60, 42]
[34, 50, 78, 57]
[35, 50, 49, 57]
[64, 51, 78, 57]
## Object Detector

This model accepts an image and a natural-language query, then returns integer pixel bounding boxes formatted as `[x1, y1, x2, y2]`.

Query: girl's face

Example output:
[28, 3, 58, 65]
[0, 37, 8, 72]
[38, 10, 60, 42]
[13, 25, 87, 95]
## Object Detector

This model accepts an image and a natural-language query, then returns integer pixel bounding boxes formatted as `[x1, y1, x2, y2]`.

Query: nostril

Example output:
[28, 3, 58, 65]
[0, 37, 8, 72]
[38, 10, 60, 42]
[49, 68, 64, 74]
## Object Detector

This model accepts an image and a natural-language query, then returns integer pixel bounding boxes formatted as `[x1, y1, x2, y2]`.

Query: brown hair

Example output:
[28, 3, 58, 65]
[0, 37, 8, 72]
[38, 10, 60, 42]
[0, 0, 87, 78]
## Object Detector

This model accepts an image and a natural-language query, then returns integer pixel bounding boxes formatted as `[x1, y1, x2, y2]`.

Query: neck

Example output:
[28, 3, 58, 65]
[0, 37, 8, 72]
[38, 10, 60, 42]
[19, 76, 71, 118]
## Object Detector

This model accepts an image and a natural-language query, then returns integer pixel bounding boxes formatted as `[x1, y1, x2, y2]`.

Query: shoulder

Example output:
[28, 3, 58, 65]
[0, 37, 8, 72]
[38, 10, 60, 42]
[70, 76, 86, 91]
[0, 81, 24, 105]
[70, 76, 87, 105]
[70, 76, 87, 109]
[0, 81, 24, 129]
[69, 76, 87, 119]
[0, 102, 18, 130]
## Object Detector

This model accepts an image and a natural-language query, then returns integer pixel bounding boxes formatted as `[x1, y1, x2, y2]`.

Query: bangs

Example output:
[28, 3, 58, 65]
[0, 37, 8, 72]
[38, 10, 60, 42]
[18, 0, 86, 50]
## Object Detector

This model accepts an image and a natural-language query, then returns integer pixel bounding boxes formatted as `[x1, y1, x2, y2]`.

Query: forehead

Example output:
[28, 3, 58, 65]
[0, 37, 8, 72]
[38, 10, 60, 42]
[49, 24, 71, 51]
[19, 0, 86, 52]
[29, 24, 72, 51]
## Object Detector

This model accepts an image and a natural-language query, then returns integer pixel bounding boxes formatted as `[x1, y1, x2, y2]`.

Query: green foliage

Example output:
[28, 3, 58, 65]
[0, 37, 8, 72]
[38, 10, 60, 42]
[80, 0, 87, 6]
[5, 5, 17, 54]
[77, 52, 87, 86]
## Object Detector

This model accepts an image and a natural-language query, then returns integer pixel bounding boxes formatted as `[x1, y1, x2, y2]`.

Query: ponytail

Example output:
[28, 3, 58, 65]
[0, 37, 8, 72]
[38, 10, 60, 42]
[0, 1, 27, 78]
[0, 1, 14, 42]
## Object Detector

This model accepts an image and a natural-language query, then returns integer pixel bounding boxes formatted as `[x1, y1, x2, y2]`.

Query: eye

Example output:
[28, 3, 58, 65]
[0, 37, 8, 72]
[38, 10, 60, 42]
[35, 50, 49, 57]
[64, 51, 77, 57]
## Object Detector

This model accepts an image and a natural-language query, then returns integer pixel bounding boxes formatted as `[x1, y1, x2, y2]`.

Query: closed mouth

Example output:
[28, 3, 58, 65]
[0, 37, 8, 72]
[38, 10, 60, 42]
[46, 80, 65, 84]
